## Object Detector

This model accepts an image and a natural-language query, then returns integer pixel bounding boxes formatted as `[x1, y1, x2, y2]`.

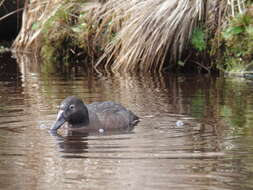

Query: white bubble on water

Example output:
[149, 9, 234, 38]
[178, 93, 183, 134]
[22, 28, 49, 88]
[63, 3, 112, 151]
[176, 120, 184, 127]
[99, 128, 104, 133]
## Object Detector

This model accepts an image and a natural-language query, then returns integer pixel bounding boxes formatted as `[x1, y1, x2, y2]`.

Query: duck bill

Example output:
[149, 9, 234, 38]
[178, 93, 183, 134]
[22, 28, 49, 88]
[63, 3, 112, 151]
[50, 110, 66, 131]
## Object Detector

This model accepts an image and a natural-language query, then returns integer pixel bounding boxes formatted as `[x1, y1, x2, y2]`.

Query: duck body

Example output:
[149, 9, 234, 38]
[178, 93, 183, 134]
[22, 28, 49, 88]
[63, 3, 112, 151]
[50, 96, 139, 133]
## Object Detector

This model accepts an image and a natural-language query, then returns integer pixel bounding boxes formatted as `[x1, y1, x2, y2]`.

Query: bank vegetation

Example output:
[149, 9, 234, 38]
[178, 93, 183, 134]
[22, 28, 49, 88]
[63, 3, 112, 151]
[10, 0, 253, 73]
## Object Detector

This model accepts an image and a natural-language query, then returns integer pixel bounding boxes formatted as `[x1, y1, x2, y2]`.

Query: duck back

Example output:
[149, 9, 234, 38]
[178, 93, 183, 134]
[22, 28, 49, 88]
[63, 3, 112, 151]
[87, 101, 139, 130]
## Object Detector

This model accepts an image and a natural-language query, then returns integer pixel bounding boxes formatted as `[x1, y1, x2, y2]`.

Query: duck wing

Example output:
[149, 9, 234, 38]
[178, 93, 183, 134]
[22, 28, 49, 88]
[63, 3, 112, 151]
[87, 101, 139, 129]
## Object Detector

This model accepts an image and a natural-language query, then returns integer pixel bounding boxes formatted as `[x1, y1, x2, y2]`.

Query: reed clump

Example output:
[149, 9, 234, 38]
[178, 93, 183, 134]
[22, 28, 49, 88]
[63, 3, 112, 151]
[12, 0, 252, 73]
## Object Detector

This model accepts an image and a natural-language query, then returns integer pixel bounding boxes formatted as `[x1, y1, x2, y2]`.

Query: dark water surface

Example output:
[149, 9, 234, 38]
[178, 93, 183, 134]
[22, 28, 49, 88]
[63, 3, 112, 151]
[1, 53, 253, 190]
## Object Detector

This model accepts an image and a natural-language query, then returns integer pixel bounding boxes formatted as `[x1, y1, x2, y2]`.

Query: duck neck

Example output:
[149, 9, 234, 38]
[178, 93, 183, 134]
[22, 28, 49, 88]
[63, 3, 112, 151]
[68, 108, 90, 127]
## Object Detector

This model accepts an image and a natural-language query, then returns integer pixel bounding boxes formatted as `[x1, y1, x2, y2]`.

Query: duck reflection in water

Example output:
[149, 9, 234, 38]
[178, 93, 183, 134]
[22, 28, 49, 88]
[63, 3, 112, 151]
[51, 131, 89, 154]
[51, 128, 134, 155]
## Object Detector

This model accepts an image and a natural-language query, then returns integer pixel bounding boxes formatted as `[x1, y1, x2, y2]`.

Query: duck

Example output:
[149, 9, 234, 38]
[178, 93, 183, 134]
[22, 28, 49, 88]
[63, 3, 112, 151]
[50, 96, 139, 133]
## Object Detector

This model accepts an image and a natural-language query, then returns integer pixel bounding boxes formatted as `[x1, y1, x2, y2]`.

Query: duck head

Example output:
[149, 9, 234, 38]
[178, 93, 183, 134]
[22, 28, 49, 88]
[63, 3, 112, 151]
[50, 96, 89, 131]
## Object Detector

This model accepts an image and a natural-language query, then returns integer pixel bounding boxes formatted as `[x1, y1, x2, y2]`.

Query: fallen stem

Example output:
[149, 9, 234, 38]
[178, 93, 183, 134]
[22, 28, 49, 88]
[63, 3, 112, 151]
[192, 60, 210, 73]
[0, 7, 24, 21]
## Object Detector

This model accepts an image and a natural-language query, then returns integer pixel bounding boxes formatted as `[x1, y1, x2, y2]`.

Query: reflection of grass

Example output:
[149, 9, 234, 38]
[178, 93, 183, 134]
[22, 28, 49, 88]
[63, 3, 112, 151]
[221, 106, 232, 118]
[220, 106, 238, 130]
[218, 78, 253, 137]
[41, 61, 58, 74]
[190, 90, 205, 118]
[0, 104, 5, 111]
[220, 104, 252, 136]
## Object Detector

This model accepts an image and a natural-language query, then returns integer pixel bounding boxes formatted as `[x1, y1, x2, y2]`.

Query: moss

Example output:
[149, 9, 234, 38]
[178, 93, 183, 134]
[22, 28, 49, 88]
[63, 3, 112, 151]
[221, 10, 253, 72]
[40, 2, 86, 66]
[190, 27, 207, 52]
[38, 0, 112, 68]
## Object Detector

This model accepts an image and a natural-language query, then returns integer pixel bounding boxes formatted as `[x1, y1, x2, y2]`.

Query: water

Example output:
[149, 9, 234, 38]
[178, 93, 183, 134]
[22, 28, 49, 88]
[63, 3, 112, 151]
[1, 53, 253, 190]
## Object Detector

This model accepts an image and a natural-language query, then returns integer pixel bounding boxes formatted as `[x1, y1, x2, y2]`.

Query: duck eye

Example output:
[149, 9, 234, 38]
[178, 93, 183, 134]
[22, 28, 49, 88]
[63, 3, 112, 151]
[69, 104, 75, 110]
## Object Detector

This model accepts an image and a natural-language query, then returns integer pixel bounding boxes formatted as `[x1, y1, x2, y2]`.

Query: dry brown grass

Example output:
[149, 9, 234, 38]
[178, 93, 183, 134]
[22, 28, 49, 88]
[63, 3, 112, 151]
[92, 0, 205, 72]
[0, 0, 5, 8]
[12, 0, 62, 52]
[92, 0, 249, 72]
